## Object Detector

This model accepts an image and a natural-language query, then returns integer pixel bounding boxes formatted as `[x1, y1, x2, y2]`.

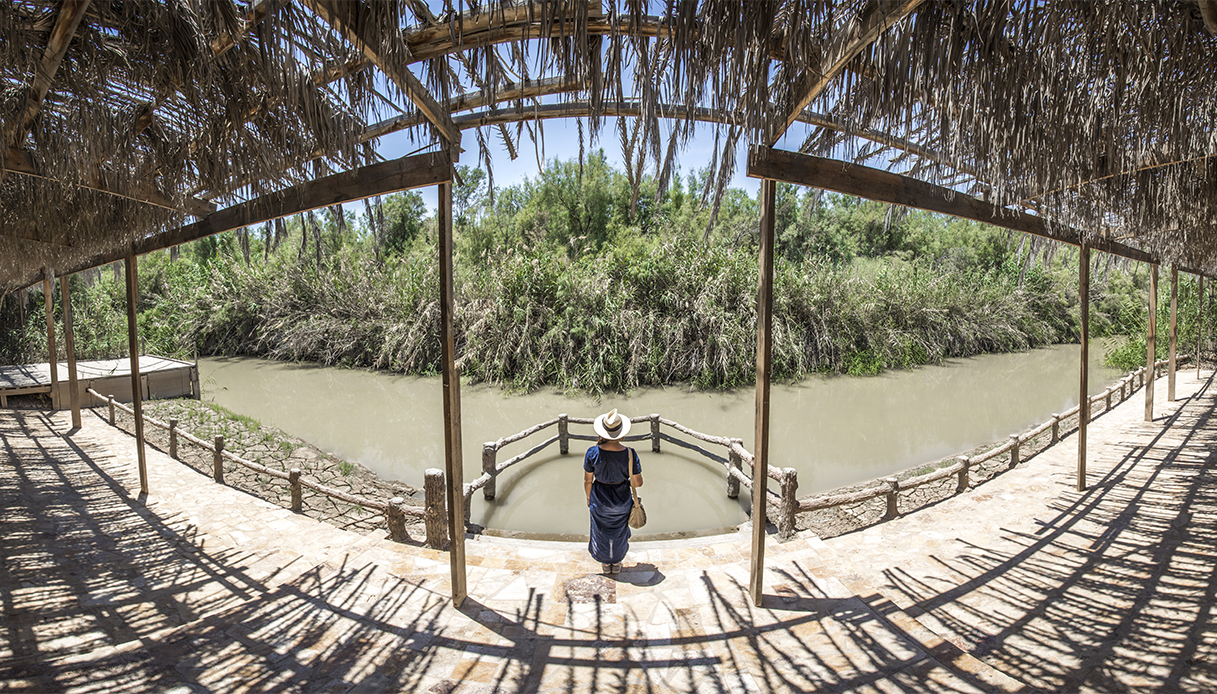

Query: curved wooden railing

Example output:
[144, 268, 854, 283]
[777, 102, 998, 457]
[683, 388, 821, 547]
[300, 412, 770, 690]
[87, 387, 446, 548]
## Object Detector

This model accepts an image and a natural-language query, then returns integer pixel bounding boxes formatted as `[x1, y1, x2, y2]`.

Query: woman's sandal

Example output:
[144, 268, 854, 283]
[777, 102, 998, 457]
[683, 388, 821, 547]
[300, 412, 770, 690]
[602, 563, 613, 574]
[611, 563, 622, 574]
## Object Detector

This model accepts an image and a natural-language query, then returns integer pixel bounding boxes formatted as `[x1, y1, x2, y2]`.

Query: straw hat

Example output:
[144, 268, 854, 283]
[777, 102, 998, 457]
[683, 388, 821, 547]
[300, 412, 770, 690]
[593, 408, 631, 441]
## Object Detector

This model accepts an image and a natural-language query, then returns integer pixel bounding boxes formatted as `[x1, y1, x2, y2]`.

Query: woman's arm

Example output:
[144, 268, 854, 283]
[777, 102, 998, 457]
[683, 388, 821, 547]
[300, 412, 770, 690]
[585, 471, 595, 505]
[631, 473, 644, 488]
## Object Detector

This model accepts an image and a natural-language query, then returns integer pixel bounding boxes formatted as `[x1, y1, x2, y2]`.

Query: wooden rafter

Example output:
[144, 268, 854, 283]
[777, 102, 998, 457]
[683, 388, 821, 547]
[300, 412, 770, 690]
[302, 0, 461, 146]
[3, 147, 216, 217]
[5, 0, 92, 150]
[747, 147, 1155, 264]
[1020, 151, 1217, 203]
[767, 0, 925, 146]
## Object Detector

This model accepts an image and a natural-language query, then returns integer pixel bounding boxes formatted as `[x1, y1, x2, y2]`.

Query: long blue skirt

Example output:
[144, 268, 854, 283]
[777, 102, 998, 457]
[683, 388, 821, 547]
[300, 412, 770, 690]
[588, 480, 633, 564]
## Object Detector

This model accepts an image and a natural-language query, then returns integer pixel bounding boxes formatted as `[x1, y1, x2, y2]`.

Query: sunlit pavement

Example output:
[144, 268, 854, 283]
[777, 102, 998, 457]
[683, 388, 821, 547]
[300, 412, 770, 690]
[827, 368, 1217, 692]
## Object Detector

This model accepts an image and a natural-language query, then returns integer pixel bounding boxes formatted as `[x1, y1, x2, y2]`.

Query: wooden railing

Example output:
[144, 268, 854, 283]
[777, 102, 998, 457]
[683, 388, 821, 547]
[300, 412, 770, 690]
[89, 357, 1173, 547]
[87, 387, 448, 549]
[469, 413, 802, 538]
[795, 359, 1171, 522]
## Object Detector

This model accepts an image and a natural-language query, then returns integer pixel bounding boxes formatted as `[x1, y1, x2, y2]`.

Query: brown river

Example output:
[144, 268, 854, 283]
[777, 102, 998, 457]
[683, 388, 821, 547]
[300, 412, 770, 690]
[200, 344, 1121, 536]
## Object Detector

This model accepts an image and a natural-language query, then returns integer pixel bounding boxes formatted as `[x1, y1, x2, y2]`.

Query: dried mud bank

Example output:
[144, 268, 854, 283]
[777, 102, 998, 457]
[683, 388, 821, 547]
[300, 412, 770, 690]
[105, 399, 425, 539]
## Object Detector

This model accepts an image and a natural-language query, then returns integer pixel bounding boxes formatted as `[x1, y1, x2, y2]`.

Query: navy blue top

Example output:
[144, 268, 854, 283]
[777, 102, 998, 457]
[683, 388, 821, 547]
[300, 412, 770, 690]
[583, 446, 642, 485]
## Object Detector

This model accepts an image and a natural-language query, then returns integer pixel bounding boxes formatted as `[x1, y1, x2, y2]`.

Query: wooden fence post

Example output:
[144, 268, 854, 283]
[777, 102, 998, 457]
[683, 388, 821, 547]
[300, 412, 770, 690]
[424, 468, 448, 550]
[727, 439, 743, 499]
[1169, 265, 1178, 402]
[108, 395, 115, 425]
[1009, 434, 1021, 468]
[482, 443, 496, 500]
[558, 414, 569, 455]
[290, 468, 302, 513]
[1147, 262, 1158, 422]
[1105, 388, 1112, 412]
[883, 477, 899, 520]
[651, 414, 661, 453]
[169, 419, 178, 460]
[778, 468, 798, 541]
[956, 456, 970, 494]
[1051, 414, 1060, 444]
[387, 497, 409, 542]
[213, 435, 224, 484]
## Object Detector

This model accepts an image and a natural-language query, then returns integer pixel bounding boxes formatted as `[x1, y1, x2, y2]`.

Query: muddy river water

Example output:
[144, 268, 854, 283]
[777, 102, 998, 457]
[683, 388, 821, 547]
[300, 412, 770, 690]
[200, 344, 1121, 536]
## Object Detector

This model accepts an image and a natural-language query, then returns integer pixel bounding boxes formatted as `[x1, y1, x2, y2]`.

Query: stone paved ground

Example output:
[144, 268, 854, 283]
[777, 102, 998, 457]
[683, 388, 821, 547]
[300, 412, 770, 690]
[826, 368, 1217, 692]
[1, 407, 1021, 693]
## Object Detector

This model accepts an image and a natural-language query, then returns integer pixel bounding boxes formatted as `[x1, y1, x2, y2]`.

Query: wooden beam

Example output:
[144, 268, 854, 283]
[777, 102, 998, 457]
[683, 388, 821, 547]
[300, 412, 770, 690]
[125, 254, 148, 495]
[768, 0, 925, 145]
[4, 146, 216, 217]
[303, 0, 461, 146]
[60, 274, 81, 430]
[6, 0, 92, 149]
[747, 147, 1156, 264]
[1170, 265, 1178, 401]
[1200, 276, 1206, 380]
[42, 269, 59, 410]
[9, 151, 453, 295]
[437, 179, 467, 607]
[750, 177, 777, 608]
[1078, 244, 1089, 492]
[1147, 263, 1158, 422]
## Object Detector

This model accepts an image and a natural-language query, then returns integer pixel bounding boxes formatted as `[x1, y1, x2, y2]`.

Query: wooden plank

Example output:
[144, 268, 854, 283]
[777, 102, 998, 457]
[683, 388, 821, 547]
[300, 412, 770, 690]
[60, 275, 81, 429]
[6, 0, 92, 148]
[303, 0, 460, 146]
[1147, 263, 1158, 422]
[438, 179, 466, 607]
[1200, 277, 1206, 379]
[125, 254, 148, 495]
[769, 0, 926, 145]
[747, 147, 1157, 265]
[1169, 265, 1178, 401]
[1078, 244, 1090, 492]
[42, 271, 58, 410]
[750, 177, 777, 607]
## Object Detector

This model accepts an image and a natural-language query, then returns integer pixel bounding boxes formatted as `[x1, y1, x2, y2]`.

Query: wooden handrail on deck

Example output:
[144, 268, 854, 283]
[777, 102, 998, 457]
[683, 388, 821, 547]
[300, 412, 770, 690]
[86, 388, 434, 548]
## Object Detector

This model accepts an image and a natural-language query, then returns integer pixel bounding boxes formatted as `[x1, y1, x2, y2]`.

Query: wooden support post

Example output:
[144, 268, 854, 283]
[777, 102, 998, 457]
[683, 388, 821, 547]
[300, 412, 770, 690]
[425, 468, 448, 550]
[1009, 434, 1021, 469]
[1105, 387, 1112, 412]
[1146, 263, 1158, 422]
[290, 468, 302, 512]
[777, 468, 798, 541]
[42, 269, 59, 410]
[108, 395, 115, 426]
[955, 456, 970, 494]
[651, 414, 661, 453]
[1169, 265, 1178, 401]
[727, 439, 743, 499]
[169, 419, 178, 459]
[558, 414, 569, 454]
[750, 178, 777, 607]
[1051, 413, 1060, 444]
[438, 179, 466, 606]
[883, 477, 899, 520]
[1079, 244, 1090, 491]
[213, 435, 224, 484]
[387, 497, 409, 542]
[59, 276, 81, 429]
[482, 443, 496, 500]
[124, 255, 148, 495]
[1199, 276, 1205, 380]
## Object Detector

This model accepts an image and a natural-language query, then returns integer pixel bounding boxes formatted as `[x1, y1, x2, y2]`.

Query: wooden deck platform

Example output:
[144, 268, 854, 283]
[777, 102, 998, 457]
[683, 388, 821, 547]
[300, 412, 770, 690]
[0, 356, 199, 408]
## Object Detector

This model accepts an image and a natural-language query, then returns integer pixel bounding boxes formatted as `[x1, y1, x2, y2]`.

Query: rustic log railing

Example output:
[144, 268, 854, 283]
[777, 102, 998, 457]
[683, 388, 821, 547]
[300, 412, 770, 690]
[795, 359, 1171, 521]
[469, 413, 800, 538]
[87, 387, 442, 549]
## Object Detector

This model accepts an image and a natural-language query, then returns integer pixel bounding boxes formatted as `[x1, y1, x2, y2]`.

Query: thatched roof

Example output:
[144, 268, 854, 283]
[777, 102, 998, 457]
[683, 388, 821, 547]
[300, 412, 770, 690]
[5, 0, 1217, 293]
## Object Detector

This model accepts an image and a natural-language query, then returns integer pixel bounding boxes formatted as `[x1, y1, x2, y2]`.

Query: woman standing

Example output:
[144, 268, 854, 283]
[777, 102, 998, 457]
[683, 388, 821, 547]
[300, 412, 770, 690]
[584, 408, 644, 574]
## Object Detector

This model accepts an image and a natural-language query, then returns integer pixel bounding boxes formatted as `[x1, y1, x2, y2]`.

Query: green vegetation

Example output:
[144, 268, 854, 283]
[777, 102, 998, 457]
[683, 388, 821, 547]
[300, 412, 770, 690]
[1, 151, 1203, 393]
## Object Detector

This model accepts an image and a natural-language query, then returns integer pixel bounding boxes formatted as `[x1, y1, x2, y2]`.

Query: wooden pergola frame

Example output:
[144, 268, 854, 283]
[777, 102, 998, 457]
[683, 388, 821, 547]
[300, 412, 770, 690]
[12, 0, 1216, 614]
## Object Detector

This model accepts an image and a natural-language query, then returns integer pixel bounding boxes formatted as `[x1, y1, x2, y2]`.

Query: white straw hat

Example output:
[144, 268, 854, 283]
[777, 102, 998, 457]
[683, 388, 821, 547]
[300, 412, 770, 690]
[593, 408, 631, 441]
